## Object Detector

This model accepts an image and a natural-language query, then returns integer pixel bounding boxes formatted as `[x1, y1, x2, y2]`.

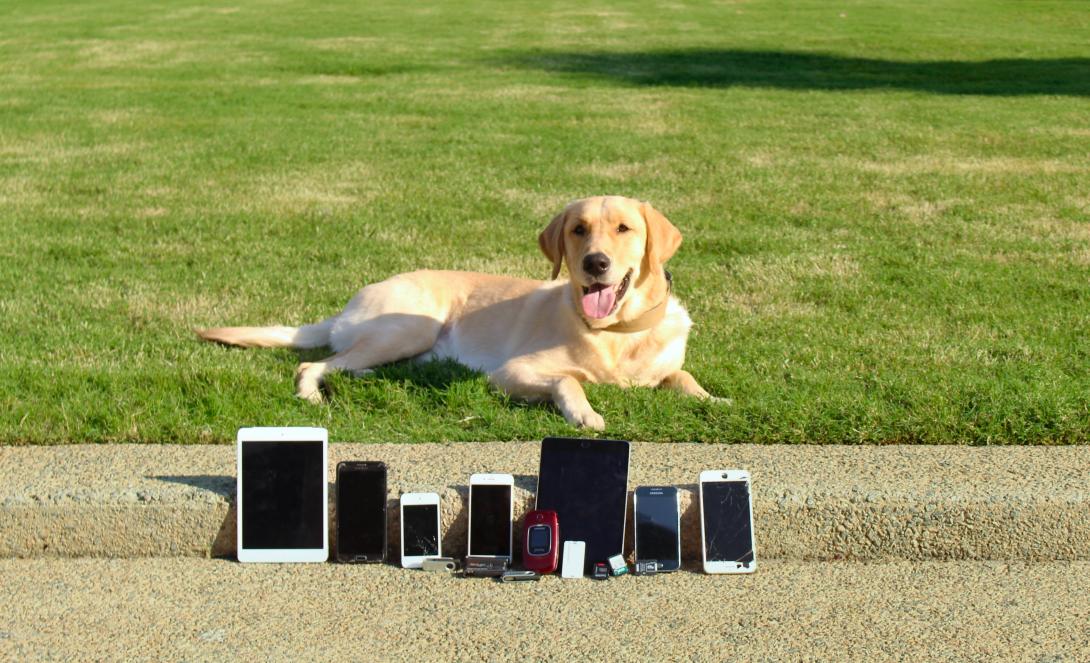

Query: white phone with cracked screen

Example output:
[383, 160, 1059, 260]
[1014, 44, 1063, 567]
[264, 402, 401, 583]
[400, 492, 441, 568]
[699, 470, 756, 574]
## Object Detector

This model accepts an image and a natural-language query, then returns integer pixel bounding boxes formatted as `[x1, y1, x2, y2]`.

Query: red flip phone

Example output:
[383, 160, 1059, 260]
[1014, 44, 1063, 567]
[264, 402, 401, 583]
[522, 509, 559, 574]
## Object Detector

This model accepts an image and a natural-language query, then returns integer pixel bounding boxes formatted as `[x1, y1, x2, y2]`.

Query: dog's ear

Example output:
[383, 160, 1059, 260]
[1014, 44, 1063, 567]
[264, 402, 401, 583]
[641, 201, 682, 268]
[538, 209, 568, 280]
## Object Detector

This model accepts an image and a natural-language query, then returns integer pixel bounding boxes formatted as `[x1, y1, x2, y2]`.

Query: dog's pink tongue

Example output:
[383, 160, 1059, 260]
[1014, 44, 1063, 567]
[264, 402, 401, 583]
[582, 284, 616, 319]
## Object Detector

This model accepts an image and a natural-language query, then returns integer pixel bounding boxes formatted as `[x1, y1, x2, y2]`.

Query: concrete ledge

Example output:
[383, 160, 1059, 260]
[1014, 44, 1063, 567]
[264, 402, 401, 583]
[1, 443, 1087, 561]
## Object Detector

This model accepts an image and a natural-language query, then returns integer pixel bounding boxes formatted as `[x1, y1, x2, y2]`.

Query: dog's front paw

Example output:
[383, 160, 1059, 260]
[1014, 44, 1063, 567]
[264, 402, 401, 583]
[298, 389, 325, 405]
[567, 409, 605, 431]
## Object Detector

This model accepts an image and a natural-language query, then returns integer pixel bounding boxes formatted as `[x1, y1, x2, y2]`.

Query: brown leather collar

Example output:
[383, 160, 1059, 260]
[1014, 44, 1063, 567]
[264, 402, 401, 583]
[596, 270, 672, 334]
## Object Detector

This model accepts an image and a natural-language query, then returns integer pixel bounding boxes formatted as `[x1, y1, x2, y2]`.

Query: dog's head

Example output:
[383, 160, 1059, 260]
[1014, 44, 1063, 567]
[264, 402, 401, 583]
[539, 196, 681, 329]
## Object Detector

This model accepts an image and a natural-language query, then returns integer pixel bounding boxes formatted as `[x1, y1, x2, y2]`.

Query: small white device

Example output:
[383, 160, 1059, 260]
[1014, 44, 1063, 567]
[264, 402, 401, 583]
[699, 470, 757, 574]
[561, 540, 586, 579]
[467, 473, 514, 561]
[400, 492, 441, 569]
[236, 427, 328, 563]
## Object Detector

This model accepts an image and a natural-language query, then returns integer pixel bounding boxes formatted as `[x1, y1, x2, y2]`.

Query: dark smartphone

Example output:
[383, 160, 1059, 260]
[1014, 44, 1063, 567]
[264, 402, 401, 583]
[335, 461, 388, 563]
[633, 486, 681, 572]
[468, 474, 514, 560]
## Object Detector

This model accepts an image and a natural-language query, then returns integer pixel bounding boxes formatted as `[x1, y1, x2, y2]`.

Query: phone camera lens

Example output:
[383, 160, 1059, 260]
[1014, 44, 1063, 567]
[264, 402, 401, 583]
[722, 473, 729, 479]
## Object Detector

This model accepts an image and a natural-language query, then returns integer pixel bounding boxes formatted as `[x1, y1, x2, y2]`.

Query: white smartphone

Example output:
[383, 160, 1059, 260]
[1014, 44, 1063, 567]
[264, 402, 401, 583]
[699, 470, 757, 574]
[400, 492, 441, 569]
[236, 427, 328, 563]
[467, 473, 514, 561]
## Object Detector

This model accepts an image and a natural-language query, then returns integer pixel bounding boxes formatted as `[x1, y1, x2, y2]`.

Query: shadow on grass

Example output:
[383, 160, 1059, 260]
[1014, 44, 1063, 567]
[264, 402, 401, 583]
[514, 49, 1090, 96]
[287, 350, 484, 389]
[303, 356, 487, 404]
[364, 358, 485, 392]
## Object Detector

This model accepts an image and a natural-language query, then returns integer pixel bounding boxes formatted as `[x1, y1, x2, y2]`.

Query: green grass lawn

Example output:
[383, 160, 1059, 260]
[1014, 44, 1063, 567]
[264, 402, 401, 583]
[1, 0, 1088, 444]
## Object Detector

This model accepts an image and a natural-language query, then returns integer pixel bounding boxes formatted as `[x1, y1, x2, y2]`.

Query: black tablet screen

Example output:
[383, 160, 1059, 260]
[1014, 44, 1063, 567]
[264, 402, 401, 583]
[241, 441, 325, 550]
[535, 437, 630, 573]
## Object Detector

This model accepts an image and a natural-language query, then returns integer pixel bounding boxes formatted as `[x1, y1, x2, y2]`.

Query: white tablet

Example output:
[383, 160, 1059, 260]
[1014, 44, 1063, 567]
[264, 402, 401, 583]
[236, 427, 328, 563]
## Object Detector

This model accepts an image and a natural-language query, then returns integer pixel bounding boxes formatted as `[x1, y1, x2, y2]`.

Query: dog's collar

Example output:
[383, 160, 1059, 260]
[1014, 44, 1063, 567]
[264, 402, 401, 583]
[596, 270, 672, 334]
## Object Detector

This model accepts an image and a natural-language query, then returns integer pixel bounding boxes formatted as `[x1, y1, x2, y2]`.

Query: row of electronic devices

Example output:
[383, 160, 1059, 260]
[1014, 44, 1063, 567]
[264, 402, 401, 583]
[236, 428, 756, 575]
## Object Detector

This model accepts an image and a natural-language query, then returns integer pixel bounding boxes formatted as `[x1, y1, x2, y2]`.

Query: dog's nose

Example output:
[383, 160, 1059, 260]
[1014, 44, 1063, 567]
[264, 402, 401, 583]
[582, 253, 611, 277]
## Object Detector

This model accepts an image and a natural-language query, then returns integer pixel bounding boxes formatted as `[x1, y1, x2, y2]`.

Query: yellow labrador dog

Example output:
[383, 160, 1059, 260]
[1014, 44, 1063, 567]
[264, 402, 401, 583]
[197, 195, 719, 430]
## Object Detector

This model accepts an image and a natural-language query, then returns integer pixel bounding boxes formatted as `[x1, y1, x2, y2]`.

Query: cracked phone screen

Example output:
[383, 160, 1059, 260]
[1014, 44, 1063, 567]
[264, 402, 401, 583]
[702, 480, 755, 565]
[402, 504, 439, 557]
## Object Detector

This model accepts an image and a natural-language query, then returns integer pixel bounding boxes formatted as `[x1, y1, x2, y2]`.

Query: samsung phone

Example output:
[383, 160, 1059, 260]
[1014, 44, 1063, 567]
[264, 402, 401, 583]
[699, 470, 756, 574]
[467, 473, 514, 561]
[335, 461, 387, 563]
[400, 492, 441, 568]
[633, 486, 681, 572]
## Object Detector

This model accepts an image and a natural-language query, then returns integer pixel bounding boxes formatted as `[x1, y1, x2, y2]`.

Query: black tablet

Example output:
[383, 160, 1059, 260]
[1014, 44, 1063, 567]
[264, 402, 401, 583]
[535, 437, 630, 573]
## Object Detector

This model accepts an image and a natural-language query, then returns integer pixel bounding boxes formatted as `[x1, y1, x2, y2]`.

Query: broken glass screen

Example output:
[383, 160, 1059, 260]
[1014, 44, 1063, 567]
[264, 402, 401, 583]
[402, 504, 439, 557]
[701, 480, 755, 565]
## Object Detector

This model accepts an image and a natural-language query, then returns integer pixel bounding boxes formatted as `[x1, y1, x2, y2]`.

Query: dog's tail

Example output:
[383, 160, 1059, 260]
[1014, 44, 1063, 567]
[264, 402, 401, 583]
[195, 316, 335, 349]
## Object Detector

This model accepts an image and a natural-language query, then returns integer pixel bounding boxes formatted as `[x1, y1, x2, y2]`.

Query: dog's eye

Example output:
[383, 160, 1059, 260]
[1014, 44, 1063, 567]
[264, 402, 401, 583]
[572, 226, 586, 236]
[617, 224, 630, 233]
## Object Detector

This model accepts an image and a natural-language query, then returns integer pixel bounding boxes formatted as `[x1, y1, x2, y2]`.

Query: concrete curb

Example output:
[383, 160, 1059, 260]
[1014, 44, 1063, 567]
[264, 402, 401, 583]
[1, 443, 1087, 561]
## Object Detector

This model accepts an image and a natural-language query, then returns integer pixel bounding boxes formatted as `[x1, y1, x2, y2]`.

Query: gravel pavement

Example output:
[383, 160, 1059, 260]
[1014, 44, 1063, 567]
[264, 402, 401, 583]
[3, 443, 1088, 560]
[3, 443, 1088, 661]
[2, 558, 1088, 661]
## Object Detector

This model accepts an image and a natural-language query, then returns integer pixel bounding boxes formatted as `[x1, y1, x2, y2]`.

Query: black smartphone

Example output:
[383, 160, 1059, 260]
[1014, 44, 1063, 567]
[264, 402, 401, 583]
[633, 486, 681, 572]
[335, 461, 388, 563]
[468, 473, 514, 561]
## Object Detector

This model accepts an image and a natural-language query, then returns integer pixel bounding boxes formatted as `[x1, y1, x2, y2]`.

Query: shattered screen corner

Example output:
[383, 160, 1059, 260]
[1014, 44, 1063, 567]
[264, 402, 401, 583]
[402, 504, 439, 557]
[701, 479, 755, 564]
